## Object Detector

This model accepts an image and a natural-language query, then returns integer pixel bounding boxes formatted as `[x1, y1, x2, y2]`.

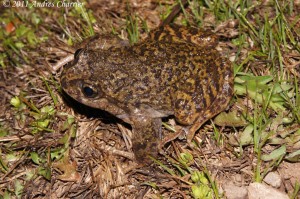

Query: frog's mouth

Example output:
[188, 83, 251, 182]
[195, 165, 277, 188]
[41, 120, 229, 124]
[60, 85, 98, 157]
[61, 76, 128, 118]
[61, 78, 84, 101]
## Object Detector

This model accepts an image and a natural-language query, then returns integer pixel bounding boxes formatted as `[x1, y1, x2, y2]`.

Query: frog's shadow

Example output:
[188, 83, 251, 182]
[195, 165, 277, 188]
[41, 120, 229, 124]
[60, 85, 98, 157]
[61, 90, 130, 128]
[61, 91, 173, 132]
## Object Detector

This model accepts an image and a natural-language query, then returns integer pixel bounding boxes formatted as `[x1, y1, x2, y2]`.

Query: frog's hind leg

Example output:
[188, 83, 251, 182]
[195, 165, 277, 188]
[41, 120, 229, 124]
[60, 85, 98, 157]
[159, 89, 203, 149]
[159, 69, 233, 150]
[186, 69, 234, 146]
[157, 86, 200, 151]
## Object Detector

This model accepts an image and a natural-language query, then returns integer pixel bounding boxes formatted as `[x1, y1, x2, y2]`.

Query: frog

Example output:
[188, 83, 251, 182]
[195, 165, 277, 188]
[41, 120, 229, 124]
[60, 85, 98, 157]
[60, 24, 234, 164]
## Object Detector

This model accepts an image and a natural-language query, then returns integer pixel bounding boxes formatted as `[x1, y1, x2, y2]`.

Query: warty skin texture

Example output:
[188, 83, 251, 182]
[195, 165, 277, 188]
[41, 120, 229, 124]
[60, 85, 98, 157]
[61, 24, 234, 163]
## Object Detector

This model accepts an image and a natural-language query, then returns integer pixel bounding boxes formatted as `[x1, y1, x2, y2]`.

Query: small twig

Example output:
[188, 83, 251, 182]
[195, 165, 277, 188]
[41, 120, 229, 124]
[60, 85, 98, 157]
[160, 0, 189, 27]
[51, 54, 74, 72]
[0, 135, 36, 145]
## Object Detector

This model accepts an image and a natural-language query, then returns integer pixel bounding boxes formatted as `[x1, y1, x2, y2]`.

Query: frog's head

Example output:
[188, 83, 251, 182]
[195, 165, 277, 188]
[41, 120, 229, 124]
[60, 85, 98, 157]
[60, 48, 126, 117]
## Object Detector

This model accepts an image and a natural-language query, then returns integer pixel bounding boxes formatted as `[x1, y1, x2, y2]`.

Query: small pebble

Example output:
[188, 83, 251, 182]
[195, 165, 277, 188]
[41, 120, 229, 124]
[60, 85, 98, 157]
[263, 172, 281, 188]
[248, 182, 289, 199]
[223, 183, 247, 199]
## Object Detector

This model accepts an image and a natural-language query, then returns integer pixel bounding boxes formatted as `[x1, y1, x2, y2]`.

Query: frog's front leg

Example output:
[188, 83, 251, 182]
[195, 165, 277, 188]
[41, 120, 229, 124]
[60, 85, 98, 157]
[131, 117, 162, 164]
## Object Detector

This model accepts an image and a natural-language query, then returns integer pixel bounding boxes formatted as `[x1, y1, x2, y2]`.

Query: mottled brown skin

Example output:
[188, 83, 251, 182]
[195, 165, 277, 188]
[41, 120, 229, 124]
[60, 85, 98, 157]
[61, 24, 234, 163]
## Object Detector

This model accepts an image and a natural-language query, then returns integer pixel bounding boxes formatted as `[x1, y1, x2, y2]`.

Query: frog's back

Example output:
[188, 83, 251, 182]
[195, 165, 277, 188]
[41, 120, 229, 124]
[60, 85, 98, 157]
[129, 25, 233, 125]
[71, 25, 233, 123]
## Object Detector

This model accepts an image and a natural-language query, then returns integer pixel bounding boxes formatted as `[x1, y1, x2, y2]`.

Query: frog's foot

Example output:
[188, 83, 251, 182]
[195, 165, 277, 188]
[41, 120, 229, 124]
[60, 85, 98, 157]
[186, 125, 200, 148]
[158, 126, 185, 154]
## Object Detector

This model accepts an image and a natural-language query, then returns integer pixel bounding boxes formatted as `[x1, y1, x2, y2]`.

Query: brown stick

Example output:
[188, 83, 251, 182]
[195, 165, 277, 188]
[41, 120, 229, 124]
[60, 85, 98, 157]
[159, 0, 189, 27]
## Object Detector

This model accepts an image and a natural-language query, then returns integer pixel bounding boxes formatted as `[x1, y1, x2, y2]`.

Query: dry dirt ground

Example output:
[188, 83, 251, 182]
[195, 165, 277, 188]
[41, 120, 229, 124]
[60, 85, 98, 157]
[1, 0, 300, 198]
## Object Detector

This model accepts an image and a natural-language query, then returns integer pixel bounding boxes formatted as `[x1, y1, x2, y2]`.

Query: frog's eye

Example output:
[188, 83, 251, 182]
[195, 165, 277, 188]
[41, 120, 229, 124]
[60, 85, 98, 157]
[82, 85, 98, 98]
[74, 48, 83, 59]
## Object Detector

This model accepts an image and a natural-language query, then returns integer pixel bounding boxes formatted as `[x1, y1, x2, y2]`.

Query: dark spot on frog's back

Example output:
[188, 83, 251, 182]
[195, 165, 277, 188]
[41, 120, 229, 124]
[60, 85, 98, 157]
[181, 66, 189, 72]
[142, 76, 149, 84]
[153, 68, 162, 79]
